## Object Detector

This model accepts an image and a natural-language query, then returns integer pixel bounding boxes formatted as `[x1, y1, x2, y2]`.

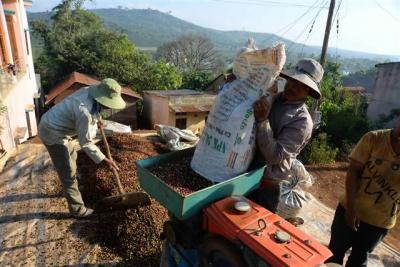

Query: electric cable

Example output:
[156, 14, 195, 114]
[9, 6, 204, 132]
[275, 0, 325, 38]
[210, 0, 328, 9]
[373, 0, 400, 23]
[286, 1, 328, 55]
[333, 0, 342, 62]
[299, 1, 328, 55]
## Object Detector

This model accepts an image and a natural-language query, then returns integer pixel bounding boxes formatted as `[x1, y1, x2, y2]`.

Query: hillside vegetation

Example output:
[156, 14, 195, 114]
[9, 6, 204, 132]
[28, 8, 398, 73]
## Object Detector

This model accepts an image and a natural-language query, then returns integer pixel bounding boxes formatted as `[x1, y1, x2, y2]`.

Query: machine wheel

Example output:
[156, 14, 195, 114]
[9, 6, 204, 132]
[200, 236, 247, 267]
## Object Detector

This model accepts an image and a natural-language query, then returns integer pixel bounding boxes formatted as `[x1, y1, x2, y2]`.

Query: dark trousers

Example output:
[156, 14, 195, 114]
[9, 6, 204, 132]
[248, 185, 281, 213]
[327, 204, 388, 267]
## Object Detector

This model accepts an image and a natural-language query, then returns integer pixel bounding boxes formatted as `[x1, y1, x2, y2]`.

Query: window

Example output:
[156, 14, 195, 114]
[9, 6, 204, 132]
[175, 118, 187, 129]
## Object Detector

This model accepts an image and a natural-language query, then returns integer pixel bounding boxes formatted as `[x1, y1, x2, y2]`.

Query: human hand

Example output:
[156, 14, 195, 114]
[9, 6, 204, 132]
[268, 81, 279, 94]
[253, 96, 270, 123]
[97, 119, 104, 129]
[104, 158, 120, 171]
[345, 207, 360, 231]
[224, 73, 237, 83]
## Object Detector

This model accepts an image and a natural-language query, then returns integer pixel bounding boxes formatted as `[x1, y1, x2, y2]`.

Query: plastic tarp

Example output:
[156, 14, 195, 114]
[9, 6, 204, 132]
[102, 120, 132, 134]
[156, 124, 199, 151]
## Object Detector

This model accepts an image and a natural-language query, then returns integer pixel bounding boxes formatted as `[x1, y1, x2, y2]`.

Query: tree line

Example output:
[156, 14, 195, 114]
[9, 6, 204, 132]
[32, 0, 220, 94]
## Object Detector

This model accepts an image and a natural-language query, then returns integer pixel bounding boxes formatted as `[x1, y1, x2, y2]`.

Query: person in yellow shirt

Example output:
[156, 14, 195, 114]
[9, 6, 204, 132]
[326, 127, 400, 267]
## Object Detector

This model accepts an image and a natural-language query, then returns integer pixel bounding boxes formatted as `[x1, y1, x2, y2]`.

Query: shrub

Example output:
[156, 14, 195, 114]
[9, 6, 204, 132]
[181, 70, 213, 90]
[305, 61, 371, 162]
[302, 133, 339, 164]
[337, 140, 354, 162]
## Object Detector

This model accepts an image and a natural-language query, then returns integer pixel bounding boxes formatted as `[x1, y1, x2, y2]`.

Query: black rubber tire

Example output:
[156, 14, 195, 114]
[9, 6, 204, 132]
[200, 236, 247, 267]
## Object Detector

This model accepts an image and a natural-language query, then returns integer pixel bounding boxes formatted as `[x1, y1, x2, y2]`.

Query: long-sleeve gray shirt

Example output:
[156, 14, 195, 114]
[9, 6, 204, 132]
[38, 87, 106, 164]
[256, 93, 313, 180]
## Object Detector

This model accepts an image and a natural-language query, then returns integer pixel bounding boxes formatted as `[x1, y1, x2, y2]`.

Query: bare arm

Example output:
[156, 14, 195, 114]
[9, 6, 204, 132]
[345, 159, 365, 230]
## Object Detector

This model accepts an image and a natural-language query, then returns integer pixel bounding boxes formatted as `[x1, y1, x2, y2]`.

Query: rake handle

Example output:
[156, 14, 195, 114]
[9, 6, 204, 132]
[98, 120, 125, 194]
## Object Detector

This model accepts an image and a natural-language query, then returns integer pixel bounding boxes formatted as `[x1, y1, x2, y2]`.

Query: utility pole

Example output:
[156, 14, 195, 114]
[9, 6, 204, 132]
[320, 0, 336, 66]
[311, 0, 336, 129]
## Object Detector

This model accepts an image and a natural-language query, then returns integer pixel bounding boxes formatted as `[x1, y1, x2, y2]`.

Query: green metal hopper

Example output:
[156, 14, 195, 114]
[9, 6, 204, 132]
[136, 148, 264, 220]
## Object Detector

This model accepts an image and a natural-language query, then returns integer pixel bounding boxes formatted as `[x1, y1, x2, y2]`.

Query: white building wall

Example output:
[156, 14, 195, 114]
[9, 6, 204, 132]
[0, 0, 38, 152]
[367, 63, 400, 126]
[1, 72, 37, 150]
[17, 0, 36, 83]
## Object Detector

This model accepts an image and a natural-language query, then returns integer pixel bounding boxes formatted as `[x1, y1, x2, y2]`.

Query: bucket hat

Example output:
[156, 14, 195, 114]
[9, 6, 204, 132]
[88, 78, 126, 109]
[280, 58, 324, 99]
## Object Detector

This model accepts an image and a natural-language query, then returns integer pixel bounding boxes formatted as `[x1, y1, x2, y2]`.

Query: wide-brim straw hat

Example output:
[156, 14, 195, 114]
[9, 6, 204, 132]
[88, 78, 126, 109]
[280, 58, 324, 99]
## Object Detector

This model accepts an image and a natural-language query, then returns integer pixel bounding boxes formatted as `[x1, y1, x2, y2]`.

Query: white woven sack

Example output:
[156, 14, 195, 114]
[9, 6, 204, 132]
[191, 42, 286, 182]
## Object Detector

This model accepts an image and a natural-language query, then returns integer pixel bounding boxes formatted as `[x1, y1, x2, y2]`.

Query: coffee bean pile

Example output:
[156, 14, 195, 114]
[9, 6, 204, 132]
[150, 157, 213, 196]
[77, 133, 169, 266]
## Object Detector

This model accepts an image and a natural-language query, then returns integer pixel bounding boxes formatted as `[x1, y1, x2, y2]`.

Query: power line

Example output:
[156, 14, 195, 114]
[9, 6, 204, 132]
[262, 0, 325, 48]
[333, 0, 342, 61]
[246, 0, 328, 8]
[300, 1, 328, 55]
[373, 0, 400, 23]
[210, 0, 328, 9]
[332, 0, 342, 23]
[286, 1, 328, 54]
[277, 0, 325, 38]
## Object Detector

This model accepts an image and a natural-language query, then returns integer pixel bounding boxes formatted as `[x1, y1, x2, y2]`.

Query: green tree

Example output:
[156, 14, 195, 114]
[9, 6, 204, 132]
[181, 70, 213, 90]
[318, 62, 370, 147]
[89, 33, 148, 85]
[140, 60, 182, 92]
[32, 0, 181, 93]
[342, 67, 377, 91]
[156, 34, 218, 72]
[303, 61, 371, 164]
[156, 34, 220, 90]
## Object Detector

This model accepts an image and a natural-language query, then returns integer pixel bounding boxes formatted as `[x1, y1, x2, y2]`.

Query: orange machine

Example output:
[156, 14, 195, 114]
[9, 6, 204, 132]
[202, 196, 332, 267]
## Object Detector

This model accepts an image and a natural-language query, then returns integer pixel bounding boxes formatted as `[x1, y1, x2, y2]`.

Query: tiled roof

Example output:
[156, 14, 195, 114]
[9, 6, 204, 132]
[45, 72, 141, 104]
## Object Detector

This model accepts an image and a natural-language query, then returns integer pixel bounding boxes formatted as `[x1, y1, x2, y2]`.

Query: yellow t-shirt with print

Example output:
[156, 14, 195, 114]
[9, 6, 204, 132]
[340, 129, 400, 229]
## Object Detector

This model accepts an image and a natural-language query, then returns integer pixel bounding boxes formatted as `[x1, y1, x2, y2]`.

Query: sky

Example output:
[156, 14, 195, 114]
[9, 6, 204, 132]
[29, 0, 400, 56]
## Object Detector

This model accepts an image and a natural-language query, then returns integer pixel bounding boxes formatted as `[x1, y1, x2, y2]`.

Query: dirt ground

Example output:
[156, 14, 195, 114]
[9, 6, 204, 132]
[0, 144, 121, 266]
[305, 163, 400, 252]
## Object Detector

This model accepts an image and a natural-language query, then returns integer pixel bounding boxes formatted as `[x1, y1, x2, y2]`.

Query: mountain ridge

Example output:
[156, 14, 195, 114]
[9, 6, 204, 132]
[28, 8, 399, 72]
